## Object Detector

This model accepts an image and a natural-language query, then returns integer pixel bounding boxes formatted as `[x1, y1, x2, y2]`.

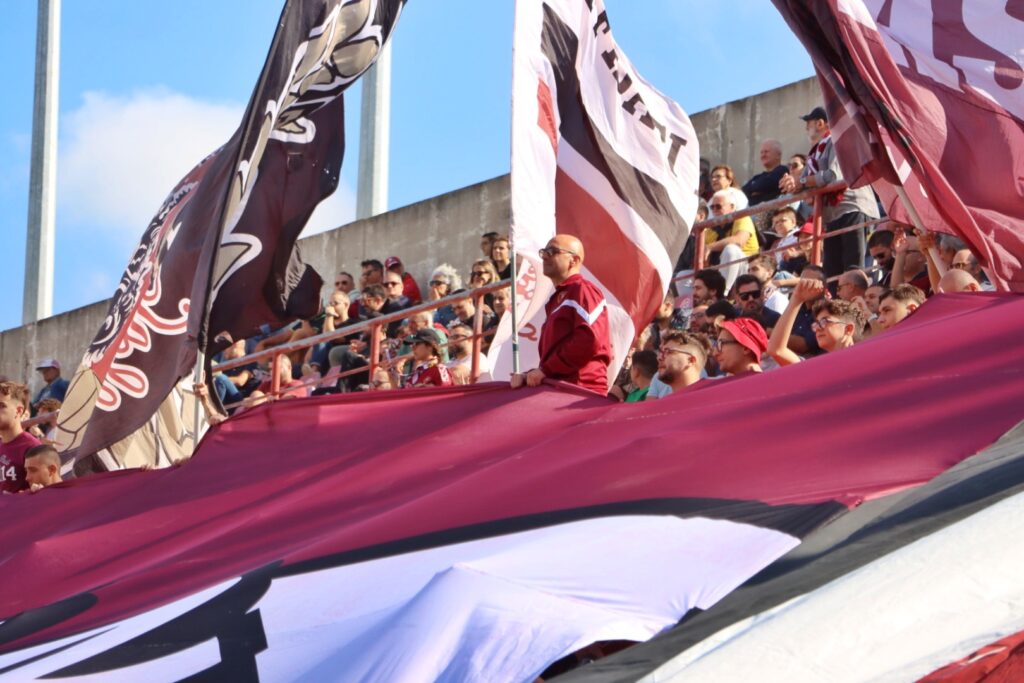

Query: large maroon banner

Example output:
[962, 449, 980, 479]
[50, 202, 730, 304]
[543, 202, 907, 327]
[1, 294, 1023, 680]
[773, 0, 1024, 292]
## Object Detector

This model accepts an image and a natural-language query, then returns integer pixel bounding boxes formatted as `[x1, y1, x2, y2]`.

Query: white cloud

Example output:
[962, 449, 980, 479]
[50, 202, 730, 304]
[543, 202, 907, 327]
[57, 88, 358, 242]
[58, 88, 242, 234]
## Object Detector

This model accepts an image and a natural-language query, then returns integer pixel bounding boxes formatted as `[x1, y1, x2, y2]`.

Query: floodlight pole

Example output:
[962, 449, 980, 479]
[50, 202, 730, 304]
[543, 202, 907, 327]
[23, 0, 60, 323]
[355, 41, 391, 219]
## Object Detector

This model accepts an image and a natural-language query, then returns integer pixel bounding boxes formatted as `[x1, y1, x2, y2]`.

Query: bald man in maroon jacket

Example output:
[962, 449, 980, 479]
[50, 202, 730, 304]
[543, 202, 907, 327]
[511, 235, 612, 394]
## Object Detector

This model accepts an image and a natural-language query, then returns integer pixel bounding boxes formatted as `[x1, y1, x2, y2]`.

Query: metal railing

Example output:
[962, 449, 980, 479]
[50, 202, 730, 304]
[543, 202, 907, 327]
[212, 279, 512, 403]
[689, 181, 881, 275]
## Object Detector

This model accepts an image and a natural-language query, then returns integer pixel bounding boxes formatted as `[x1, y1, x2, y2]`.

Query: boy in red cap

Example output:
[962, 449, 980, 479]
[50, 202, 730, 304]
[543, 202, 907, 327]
[713, 318, 768, 376]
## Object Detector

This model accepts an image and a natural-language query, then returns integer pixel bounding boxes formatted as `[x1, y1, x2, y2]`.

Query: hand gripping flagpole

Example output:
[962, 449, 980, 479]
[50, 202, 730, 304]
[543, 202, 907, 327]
[894, 185, 945, 276]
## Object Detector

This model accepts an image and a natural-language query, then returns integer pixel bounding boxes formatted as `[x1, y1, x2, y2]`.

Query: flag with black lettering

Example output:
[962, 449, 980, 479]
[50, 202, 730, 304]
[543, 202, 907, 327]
[489, 0, 700, 383]
[772, 0, 1024, 291]
[54, 0, 406, 468]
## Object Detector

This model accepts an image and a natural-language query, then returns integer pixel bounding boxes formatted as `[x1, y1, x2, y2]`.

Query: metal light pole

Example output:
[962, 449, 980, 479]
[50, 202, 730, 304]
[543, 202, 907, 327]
[23, 0, 61, 324]
[355, 41, 391, 220]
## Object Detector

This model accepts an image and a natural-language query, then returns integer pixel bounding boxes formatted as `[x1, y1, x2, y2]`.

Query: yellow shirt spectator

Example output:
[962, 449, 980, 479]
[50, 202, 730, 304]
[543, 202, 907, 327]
[705, 215, 759, 257]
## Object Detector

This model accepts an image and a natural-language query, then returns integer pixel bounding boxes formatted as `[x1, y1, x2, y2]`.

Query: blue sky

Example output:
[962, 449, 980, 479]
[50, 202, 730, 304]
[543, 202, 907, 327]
[0, 0, 813, 332]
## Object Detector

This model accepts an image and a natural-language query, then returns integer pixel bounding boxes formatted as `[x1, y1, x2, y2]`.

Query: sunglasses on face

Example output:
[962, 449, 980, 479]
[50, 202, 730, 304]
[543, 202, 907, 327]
[710, 204, 725, 211]
[538, 246, 578, 259]
[471, 270, 489, 277]
[737, 290, 762, 301]
[658, 347, 695, 361]
[429, 280, 447, 287]
[711, 339, 740, 351]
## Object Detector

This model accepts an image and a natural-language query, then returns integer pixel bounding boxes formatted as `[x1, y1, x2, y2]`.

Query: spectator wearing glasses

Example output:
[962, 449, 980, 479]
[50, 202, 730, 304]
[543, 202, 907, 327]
[404, 329, 453, 388]
[469, 259, 500, 310]
[704, 187, 758, 292]
[385, 256, 423, 305]
[350, 259, 385, 317]
[334, 271, 356, 295]
[446, 323, 491, 384]
[713, 318, 768, 376]
[877, 284, 926, 330]
[427, 263, 463, 327]
[951, 249, 994, 289]
[734, 274, 781, 333]
[746, 254, 790, 313]
[788, 154, 806, 177]
[654, 331, 710, 395]
[709, 166, 748, 210]
[511, 235, 611, 393]
[836, 269, 869, 302]
[768, 279, 864, 367]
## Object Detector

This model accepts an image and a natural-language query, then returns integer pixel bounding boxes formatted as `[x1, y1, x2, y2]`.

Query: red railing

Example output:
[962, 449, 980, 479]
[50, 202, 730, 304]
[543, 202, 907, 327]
[689, 182, 867, 274]
[212, 279, 512, 404]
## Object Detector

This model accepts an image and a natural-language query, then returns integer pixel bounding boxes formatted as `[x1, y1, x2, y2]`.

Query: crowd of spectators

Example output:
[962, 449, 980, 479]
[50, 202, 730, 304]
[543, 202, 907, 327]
[2, 105, 998, 496]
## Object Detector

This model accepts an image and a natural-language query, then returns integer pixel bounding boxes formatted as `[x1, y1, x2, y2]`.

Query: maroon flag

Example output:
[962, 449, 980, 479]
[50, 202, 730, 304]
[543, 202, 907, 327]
[1, 294, 1023, 679]
[773, 0, 1024, 292]
[55, 0, 406, 465]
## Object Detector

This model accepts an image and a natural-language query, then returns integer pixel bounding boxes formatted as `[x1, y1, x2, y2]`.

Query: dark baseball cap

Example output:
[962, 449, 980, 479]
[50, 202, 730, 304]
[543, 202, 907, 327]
[801, 106, 828, 123]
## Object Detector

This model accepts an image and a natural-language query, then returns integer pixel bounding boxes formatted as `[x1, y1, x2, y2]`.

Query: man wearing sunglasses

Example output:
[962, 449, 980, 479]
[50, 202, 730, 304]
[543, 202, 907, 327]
[510, 235, 611, 394]
[733, 274, 781, 333]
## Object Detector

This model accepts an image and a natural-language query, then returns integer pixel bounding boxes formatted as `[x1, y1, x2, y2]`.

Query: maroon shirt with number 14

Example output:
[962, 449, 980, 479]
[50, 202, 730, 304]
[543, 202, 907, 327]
[0, 431, 41, 494]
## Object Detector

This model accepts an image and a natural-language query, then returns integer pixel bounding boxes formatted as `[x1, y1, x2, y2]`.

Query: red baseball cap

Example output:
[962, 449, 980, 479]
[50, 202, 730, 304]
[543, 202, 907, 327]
[717, 318, 769, 362]
[798, 221, 815, 235]
[385, 256, 402, 269]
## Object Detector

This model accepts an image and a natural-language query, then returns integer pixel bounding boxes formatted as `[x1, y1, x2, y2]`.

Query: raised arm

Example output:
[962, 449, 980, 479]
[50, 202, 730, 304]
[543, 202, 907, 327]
[767, 279, 823, 367]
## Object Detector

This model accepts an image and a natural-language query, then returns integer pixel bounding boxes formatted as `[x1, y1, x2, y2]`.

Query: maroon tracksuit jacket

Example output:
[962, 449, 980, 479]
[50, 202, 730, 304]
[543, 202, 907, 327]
[538, 273, 612, 394]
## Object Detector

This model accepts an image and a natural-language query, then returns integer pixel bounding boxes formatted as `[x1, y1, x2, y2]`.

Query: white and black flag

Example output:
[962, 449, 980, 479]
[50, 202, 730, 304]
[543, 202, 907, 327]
[489, 0, 701, 384]
[54, 0, 406, 468]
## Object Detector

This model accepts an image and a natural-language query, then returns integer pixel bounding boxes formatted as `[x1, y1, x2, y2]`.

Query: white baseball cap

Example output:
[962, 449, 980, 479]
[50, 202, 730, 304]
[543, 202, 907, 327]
[36, 358, 61, 371]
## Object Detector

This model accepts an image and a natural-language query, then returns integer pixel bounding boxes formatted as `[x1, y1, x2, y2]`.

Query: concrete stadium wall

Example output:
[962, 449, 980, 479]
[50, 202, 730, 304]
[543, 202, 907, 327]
[691, 77, 820, 185]
[0, 175, 511, 391]
[1, 77, 821, 394]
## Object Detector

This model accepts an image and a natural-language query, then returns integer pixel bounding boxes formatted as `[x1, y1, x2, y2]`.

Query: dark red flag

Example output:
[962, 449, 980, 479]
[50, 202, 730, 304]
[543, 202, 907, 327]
[772, 0, 1024, 292]
[54, 0, 406, 466]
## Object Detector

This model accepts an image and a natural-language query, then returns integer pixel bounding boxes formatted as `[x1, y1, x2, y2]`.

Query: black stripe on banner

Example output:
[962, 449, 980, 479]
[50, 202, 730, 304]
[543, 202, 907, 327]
[554, 422, 1024, 683]
[540, 3, 692, 258]
[276, 496, 845, 579]
[0, 496, 842, 680]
